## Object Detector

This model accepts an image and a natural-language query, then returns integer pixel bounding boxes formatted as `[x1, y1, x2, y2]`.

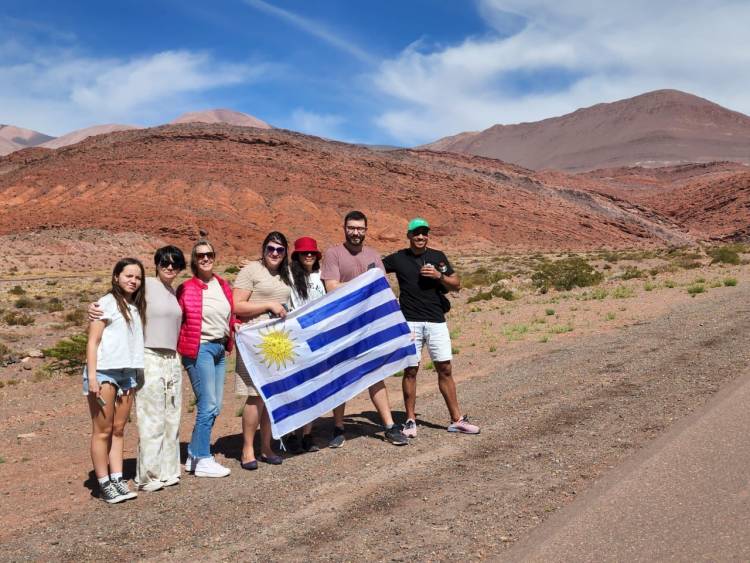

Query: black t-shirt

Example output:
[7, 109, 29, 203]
[382, 248, 455, 323]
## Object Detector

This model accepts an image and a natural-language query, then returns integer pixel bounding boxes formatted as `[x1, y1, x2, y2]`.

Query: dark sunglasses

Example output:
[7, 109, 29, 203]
[196, 251, 215, 261]
[265, 245, 286, 256]
[411, 227, 430, 236]
[158, 260, 182, 270]
[299, 251, 318, 258]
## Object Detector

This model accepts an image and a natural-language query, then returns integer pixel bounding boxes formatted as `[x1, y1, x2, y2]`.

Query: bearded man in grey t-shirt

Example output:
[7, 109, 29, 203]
[320, 210, 409, 448]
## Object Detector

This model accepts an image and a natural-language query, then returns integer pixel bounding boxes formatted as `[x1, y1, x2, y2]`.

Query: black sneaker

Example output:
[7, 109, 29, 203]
[112, 478, 138, 500]
[99, 480, 126, 504]
[328, 426, 345, 449]
[285, 433, 303, 455]
[384, 424, 409, 446]
[301, 434, 319, 453]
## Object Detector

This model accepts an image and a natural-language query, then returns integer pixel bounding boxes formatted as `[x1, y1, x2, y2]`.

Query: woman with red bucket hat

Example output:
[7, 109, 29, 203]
[284, 236, 327, 453]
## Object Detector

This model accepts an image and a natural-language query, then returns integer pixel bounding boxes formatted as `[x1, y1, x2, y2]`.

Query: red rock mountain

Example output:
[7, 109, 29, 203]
[0, 125, 54, 156]
[0, 123, 705, 266]
[170, 108, 272, 129]
[422, 90, 750, 172]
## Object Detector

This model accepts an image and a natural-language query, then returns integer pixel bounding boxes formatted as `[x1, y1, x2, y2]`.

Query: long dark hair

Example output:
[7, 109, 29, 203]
[291, 253, 320, 301]
[110, 257, 147, 327]
[261, 232, 292, 287]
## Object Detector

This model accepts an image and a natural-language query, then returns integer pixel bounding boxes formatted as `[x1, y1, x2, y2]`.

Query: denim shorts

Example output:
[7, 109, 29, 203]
[82, 367, 140, 397]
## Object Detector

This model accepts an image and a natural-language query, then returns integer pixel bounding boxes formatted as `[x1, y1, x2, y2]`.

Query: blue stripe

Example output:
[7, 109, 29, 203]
[271, 344, 416, 423]
[306, 300, 402, 352]
[296, 276, 390, 329]
[261, 322, 410, 398]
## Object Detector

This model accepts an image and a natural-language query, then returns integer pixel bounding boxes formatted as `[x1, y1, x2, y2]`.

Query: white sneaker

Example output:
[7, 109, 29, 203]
[194, 456, 231, 478]
[162, 476, 180, 487]
[137, 480, 165, 492]
[184, 455, 194, 473]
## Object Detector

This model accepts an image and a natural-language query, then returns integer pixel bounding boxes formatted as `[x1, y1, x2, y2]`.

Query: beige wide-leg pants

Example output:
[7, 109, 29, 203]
[135, 348, 182, 487]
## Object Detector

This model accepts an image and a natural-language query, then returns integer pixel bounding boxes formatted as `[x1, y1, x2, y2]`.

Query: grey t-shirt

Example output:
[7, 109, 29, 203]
[144, 277, 182, 351]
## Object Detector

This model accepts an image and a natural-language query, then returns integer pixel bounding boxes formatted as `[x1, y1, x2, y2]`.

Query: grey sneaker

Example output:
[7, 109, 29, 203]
[384, 424, 409, 446]
[328, 427, 346, 449]
[99, 480, 126, 504]
[112, 478, 138, 500]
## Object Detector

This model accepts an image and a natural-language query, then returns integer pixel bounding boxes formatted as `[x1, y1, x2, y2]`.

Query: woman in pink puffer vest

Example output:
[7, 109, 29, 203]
[177, 240, 235, 478]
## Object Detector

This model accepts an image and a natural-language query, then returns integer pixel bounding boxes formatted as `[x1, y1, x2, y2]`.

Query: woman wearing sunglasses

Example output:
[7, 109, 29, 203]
[88, 245, 188, 491]
[284, 236, 326, 454]
[178, 240, 235, 478]
[233, 232, 292, 469]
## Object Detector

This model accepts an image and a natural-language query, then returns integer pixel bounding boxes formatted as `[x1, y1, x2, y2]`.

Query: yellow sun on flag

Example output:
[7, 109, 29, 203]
[255, 327, 297, 369]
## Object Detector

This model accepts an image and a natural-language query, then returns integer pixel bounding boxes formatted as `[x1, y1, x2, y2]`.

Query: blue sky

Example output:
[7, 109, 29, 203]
[2, 0, 750, 145]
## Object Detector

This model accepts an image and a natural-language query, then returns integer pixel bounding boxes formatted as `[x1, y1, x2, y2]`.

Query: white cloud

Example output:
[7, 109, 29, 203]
[0, 41, 263, 135]
[371, 0, 750, 145]
[243, 0, 376, 65]
[286, 109, 346, 140]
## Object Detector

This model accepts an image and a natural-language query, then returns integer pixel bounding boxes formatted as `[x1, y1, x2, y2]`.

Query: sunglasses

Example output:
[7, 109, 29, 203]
[158, 260, 182, 270]
[299, 251, 318, 258]
[196, 251, 215, 261]
[265, 245, 286, 256]
[411, 228, 430, 236]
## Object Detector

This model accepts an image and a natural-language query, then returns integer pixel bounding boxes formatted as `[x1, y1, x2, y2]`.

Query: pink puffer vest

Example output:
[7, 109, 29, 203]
[176, 275, 235, 359]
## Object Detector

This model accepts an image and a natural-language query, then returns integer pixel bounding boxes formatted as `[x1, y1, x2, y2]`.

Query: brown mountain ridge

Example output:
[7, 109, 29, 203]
[423, 90, 750, 172]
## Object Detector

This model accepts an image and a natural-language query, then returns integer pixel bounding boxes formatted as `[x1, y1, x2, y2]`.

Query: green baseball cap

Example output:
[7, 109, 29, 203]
[407, 217, 430, 232]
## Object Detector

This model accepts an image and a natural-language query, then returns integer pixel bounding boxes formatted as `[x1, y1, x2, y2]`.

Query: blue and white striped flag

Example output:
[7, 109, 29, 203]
[235, 268, 418, 439]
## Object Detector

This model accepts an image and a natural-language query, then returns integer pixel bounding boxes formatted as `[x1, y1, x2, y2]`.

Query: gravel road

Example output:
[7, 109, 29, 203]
[3, 283, 749, 561]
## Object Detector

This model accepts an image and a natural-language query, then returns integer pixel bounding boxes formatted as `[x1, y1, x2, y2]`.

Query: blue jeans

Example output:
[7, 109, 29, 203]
[182, 341, 226, 459]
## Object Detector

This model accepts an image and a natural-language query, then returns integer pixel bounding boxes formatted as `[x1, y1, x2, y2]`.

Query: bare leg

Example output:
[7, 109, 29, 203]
[368, 380, 394, 426]
[241, 396, 262, 463]
[332, 403, 346, 429]
[109, 391, 134, 475]
[259, 408, 274, 458]
[435, 361, 462, 422]
[402, 366, 419, 420]
[87, 384, 117, 479]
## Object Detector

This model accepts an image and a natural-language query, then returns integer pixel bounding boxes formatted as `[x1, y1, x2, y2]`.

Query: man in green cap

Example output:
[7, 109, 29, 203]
[383, 218, 480, 437]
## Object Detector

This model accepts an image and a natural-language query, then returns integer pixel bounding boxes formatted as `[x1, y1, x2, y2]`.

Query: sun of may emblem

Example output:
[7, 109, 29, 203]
[255, 327, 297, 369]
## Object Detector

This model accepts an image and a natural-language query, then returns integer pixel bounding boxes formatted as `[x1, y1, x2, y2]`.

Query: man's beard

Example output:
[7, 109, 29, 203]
[346, 233, 364, 246]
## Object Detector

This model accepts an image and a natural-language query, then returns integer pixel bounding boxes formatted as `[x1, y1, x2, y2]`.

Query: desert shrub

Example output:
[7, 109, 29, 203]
[14, 297, 33, 309]
[0, 342, 10, 358]
[621, 266, 645, 280]
[43, 334, 88, 374]
[644, 281, 655, 291]
[3, 311, 34, 326]
[707, 246, 741, 265]
[224, 265, 240, 274]
[612, 285, 635, 299]
[462, 267, 512, 289]
[503, 324, 529, 340]
[531, 257, 603, 293]
[605, 311, 616, 321]
[64, 309, 87, 325]
[9, 285, 26, 295]
[723, 278, 738, 287]
[686, 284, 705, 296]
[545, 308, 555, 316]
[672, 256, 702, 270]
[578, 287, 609, 301]
[664, 279, 676, 288]
[46, 280, 58, 286]
[42, 298, 64, 313]
[548, 324, 574, 334]
[467, 284, 515, 303]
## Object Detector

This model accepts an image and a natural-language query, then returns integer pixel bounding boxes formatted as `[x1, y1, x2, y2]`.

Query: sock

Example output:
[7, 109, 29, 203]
[97, 476, 110, 486]
[385, 423, 394, 430]
[110, 472, 123, 482]
[333, 426, 345, 436]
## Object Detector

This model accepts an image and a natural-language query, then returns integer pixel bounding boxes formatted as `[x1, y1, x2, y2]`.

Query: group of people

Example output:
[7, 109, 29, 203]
[84, 210, 480, 504]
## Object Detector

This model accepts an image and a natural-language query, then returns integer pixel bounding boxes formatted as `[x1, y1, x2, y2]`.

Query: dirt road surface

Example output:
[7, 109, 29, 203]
[2, 283, 749, 561]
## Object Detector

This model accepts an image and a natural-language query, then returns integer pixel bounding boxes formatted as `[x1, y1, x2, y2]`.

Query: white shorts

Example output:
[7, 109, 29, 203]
[407, 321, 452, 367]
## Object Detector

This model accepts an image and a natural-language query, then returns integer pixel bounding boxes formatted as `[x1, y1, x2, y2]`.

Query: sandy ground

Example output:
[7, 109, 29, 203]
[0, 258, 748, 560]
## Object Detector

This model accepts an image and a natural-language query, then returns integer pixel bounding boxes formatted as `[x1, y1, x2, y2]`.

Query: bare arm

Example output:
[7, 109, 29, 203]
[324, 279, 342, 292]
[232, 287, 286, 319]
[86, 320, 106, 397]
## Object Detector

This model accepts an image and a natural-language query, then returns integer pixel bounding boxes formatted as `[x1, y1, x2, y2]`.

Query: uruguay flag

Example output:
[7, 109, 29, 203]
[235, 268, 418, 439]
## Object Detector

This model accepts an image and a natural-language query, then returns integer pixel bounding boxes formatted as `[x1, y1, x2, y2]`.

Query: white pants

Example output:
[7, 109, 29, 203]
[407, 321, 453, 367]
[135, 348, 182, 486]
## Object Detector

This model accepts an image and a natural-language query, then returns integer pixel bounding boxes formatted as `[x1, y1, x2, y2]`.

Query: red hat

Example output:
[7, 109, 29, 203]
[292, 236, 322, 259]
